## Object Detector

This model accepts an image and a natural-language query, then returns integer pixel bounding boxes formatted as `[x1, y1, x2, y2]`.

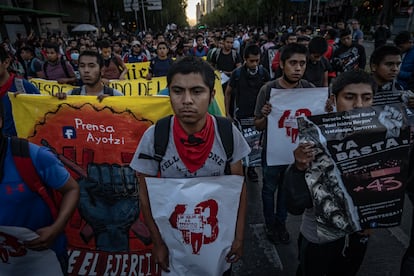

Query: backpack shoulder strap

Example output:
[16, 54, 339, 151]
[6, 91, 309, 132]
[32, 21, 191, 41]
[14, 77, 26, 93]
[153, 115, 173, 162]
[231, 49, 237, 63]
[10, 137, 59, 220]
[214, 115, 234, 175]
[103, 86, 114, 96]
[137, 115, 172, 164]
[43, 62, 48, 79]
[60, 58, 70, 78]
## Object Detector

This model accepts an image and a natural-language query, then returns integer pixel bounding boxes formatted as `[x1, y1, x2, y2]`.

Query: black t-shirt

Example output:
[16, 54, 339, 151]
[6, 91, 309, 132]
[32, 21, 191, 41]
[229, 66, 270, 118]
[215, 50, 241, 72]
[303, 56, 330, 87]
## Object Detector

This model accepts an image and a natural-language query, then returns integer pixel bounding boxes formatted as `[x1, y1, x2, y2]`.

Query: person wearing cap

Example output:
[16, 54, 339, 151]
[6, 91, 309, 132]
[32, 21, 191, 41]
[394, 31, 414, 90]
[123, 41, 148, 63]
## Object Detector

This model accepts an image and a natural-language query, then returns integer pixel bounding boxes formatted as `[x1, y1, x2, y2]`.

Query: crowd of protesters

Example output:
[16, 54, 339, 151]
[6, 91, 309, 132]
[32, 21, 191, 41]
[1, 18, 414, 275]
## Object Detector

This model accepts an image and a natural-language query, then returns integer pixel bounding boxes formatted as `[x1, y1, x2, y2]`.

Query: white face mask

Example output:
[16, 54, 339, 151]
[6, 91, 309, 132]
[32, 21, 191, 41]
[71, 53, 80, 61]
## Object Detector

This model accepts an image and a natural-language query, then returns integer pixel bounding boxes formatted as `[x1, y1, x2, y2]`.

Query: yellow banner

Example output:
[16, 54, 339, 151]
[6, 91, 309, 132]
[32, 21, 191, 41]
[28, 76, 226, 116]
[125, 62, 150, 80]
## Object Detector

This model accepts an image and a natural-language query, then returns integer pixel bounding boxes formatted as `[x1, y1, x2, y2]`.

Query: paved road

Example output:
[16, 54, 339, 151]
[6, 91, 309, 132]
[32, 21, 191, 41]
[233, 168, 411, 276]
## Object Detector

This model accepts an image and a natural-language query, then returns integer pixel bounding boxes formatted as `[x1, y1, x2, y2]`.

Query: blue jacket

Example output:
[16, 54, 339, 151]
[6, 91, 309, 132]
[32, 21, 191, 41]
[398, 46, 414, 89]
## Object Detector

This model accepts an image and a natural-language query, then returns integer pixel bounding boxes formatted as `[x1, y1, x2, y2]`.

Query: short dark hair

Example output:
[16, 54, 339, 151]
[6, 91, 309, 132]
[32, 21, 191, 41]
[308, 36, 328, 55]
[340, 29, 352, 38]
[98, 40, 112, 49]
[20, 46, 35, 55]
[79, 50, 104, 69]
[267, 31, 276, 40]
[394, 31, 412, 46]
[331, 70, 377, 96]
[280, 43, 308, 64]
[195, 34, 204, 41]
[326, 29, 338, 40]
[243, 43, 260, 59]
[157, 41, 169, 49]
[44, 42, 59, 53]
[369, 45, 401, 66]
[281, 32, 297, 44]
[223, 34, 233, 41]
[167, 56, 215, 92]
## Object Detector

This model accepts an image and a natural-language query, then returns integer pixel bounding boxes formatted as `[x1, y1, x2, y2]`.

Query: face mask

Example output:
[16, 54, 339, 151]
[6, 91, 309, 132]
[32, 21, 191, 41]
[71, 53, 80, 61]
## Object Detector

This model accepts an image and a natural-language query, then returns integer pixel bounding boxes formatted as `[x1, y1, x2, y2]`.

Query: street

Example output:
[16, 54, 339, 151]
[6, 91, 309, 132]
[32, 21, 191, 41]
[232, 168, 411, 276]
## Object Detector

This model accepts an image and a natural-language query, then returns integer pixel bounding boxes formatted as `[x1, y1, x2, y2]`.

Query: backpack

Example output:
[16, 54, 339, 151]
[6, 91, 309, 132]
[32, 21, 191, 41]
[71, 85, 115, 96]
[232, 65, 268, 112]
[29, 58, 42, 75]
[10, 137, 60, 220]
[139, 115, 234, 175]
[213, 48, 237, 65]
[43, 58, 71, 79]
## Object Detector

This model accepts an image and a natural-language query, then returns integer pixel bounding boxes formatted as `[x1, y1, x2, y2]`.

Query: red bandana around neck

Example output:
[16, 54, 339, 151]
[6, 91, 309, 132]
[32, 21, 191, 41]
[0, 73, 15, 98]
[173, 114, 215, 173]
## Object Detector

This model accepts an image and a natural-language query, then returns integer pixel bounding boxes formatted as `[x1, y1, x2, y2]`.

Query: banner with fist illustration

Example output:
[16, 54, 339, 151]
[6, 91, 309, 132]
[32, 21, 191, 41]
[145, 175, 244, 276]
[266, 88, 328, 166]
[10, 95, 174, 275]
[297, 103, 410, 240]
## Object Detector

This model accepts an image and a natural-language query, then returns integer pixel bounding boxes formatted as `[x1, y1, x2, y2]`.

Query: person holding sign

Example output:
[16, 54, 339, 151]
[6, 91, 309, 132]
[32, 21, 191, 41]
[130, 56, 250, 273]
[285, 70, 377, 276]
[369, 45, 414, 107]
[55, 51, 123, 101]
[254, 43, 315, 244]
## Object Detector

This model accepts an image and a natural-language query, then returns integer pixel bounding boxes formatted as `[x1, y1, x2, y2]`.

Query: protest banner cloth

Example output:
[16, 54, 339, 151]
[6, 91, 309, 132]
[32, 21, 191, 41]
[266, 87, 328, 166]
[10, 95, 175, 275]
[124, 62, 150, 80]
[297, 103, 410, 241]
[28, 75, 226, 116]
[145, 175, 244, 276]
[234, 117, 262, 167]
[0, 226, 63, 276]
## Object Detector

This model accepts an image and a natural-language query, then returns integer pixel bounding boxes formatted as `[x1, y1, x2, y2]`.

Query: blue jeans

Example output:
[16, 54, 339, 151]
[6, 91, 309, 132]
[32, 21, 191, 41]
[261, 157, 288, 226]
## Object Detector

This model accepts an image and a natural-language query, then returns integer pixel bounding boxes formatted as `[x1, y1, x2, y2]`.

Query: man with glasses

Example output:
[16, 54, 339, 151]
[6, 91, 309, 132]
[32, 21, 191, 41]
[124, 41, 148, 63]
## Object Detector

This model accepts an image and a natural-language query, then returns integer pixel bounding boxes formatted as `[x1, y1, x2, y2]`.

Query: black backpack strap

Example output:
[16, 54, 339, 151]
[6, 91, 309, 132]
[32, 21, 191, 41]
[214, 115, 234, 175]
[138, 115, 172, 163]
[43, 62, 48, 79]
[153, 115, 173, 162]
[60, 58, 71, 78]
[103, 86, 114, 96]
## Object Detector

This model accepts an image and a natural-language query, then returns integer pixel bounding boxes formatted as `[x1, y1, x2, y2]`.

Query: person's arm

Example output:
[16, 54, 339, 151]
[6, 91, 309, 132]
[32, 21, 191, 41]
[254, 85, 271, 131]
[226, 160, 247, 263]
[25, 177, 79, 249]
[254, 101, 271, 131]
[323, 71, 328, 87]
[119, 59, 129, 80]
[137, 172, 170, 272]
[224, 82, 233, 120]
